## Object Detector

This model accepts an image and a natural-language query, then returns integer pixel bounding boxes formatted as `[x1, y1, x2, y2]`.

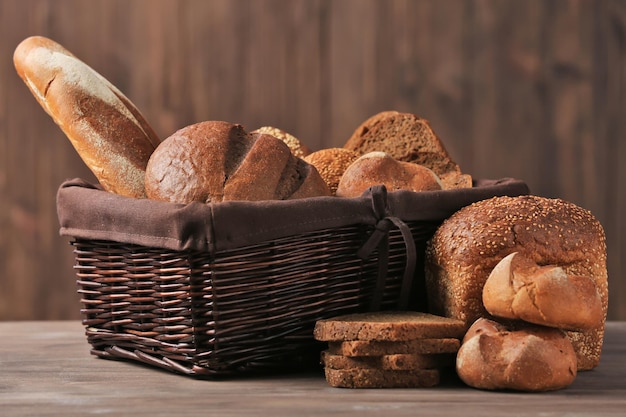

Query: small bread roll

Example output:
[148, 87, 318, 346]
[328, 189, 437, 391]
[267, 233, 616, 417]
[483, 252, 603, 331]
[303, 148, 360, 195]
[336, 152, 443, 198]
[456, 318, 577, 392]
[252, 126, 311, 159]
[145, 121, 330, 204]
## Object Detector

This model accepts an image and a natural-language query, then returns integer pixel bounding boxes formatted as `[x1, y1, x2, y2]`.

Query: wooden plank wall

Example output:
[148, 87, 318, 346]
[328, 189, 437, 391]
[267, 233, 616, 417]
[1, 0, 624, 320]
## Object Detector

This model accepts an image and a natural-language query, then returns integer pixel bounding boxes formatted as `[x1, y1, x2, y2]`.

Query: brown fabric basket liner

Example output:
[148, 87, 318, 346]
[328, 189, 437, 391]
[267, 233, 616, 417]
[57, 177, 529, 378]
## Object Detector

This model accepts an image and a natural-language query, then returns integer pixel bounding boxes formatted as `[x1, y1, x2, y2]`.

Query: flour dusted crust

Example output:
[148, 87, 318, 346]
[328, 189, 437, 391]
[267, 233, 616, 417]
[425, 195, 608, 370]
[13, 36, 160, 198]
[456, 318, 577, 391]
[335, 152, 443, 198]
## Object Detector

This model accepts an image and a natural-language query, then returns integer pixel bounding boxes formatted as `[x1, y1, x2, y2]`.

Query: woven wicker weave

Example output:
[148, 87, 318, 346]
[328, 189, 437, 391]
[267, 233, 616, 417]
[58, 178, 530, 377]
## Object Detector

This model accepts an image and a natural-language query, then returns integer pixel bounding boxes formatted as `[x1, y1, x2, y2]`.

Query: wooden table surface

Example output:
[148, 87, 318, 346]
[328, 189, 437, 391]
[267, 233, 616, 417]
[1, 321, 625, 416]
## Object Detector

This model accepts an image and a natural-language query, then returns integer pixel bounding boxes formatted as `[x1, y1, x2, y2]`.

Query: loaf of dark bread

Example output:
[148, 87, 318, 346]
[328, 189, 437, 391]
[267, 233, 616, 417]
[13, 36, 161, 198]
[425, 195, 608, 370]
[144, 121, 330, 203]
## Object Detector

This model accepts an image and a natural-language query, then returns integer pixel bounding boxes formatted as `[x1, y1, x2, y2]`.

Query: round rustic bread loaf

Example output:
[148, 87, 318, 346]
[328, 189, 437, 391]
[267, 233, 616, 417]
[336, 152, 443, 198]
[425, 195, 608, 370]
[456, 318, 577, 392]
[144, 121, 330, 203]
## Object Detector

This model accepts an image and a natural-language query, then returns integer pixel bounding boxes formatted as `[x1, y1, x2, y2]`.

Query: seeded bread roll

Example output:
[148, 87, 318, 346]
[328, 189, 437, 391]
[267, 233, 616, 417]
[425, 195, 608, 370]
[456, 318, 577, 392]
[303, 148, 360, 195]
[144, 121, 330, 203]
[13, 36, 161, 198]
[336, 152, 443, 198]
[252, 126, 311, 159]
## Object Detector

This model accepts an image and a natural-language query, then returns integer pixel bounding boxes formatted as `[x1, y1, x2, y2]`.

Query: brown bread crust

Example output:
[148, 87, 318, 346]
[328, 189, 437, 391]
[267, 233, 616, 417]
[456, 318, 577, 392]
[483, 252, 604, 331]
[336, 152, 443, 198]
[144, 121, 330, 203]
[324, 367, 440, 388]
[313, 311, 465, 342]
[425, 195, 608, 370]
[13, 36, 160, 198]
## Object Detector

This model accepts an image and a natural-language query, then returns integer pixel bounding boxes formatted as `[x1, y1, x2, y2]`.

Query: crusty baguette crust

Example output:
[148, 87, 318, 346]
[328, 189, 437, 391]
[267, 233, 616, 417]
[13, 36, 160, 198]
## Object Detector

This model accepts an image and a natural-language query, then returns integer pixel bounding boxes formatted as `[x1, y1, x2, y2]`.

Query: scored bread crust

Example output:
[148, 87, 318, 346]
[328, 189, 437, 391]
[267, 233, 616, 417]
[144, 121, 330, 203]
[456, 318, 577, 392]
[425, 195, 608, 370]
[335, 152, 443, 198]
[13, 36, 161, 198]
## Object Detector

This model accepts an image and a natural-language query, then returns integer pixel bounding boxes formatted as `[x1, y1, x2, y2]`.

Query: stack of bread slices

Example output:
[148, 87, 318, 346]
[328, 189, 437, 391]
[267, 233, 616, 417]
[314, 311, 465, 388]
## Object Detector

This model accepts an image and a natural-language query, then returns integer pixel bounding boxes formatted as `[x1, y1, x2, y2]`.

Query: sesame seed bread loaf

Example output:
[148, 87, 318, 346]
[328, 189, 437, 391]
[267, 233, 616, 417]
[13, 36, 161, 198]
[425, 195, 608, 370]
[144, 121, 330, 203]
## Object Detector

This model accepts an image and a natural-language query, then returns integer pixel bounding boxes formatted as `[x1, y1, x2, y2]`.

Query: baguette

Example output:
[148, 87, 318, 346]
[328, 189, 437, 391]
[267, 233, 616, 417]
[13, 36, 161, 198]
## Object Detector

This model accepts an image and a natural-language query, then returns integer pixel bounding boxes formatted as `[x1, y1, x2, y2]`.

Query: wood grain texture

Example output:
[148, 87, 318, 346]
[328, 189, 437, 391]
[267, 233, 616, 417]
[0, 321, 624, 416]
[0, 0, 624, 319]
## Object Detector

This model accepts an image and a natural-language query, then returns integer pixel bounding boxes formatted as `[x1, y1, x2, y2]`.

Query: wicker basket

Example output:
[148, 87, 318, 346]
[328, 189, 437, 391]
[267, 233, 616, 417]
[57, 177, 529, 377]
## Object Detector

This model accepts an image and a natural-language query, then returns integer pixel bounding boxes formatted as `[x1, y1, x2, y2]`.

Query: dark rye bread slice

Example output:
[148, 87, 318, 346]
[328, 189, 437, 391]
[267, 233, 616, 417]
[324, 367, 440, 388]
[344, 111, 458, 170]
[328, 338, 461, 357]
[313, 311, 466, 342]
[321, 350, 455, 371]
